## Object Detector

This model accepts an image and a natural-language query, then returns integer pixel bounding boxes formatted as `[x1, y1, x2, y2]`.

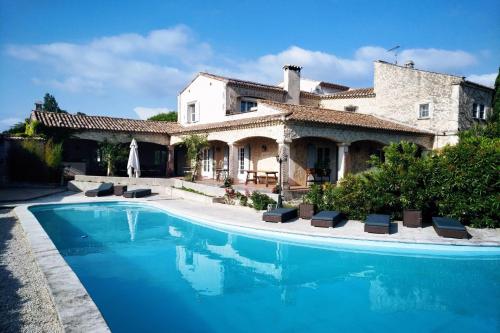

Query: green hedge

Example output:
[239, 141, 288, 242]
[305, 129, 499, 228]
[8, 138, 63, 183]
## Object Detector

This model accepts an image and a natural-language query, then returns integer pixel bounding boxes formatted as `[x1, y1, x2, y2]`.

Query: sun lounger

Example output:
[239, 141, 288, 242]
[364, 214, 391, 234]
[262, 208, 298, 223]
[85, 183, 114, 197]
[123, 189, 152, 198]
[311, 211, 343, 228]
[432, 217, 468, 239]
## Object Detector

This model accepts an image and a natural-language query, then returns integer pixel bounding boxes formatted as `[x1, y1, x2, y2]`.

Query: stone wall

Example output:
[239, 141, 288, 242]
[458, 84, 494, 131]
[374, 61, 463, 137]
[285, 122, 434, 149]
[349, 140, 384, 174]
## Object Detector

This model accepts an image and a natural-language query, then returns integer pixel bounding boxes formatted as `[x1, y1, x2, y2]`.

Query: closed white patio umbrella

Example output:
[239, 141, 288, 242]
[127, 138, 141, 178]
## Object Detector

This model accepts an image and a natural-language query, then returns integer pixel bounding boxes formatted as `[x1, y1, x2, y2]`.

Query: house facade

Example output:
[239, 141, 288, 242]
[30, 61, 493, 193]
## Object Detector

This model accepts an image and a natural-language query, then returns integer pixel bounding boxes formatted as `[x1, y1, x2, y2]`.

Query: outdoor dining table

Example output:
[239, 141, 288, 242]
[245, 170, 278, 187]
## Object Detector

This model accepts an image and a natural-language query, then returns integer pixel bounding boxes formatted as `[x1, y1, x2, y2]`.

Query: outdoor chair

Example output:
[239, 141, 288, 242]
[123, 189, 152, 198]
[262, 208, 298, 223]
[311, 211, 343, 228]
[364, 214, 391, 234]
[85, 183, 114, 197]
[432, 217, 468, 239]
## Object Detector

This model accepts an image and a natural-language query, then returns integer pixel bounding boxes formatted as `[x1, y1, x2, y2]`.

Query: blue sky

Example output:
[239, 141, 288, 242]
[1, 0, 499, 130]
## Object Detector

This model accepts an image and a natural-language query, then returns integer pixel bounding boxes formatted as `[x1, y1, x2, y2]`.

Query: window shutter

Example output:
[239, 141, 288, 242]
[195, 101, 200, 122]
[244, 145, 251, 171]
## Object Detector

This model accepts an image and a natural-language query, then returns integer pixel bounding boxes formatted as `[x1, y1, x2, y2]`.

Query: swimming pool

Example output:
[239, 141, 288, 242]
[30, 202, 500, 333]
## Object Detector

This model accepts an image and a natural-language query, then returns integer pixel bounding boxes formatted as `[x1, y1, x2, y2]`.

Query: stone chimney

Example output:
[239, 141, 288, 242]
[283, 65, 302, 104]
[404, 60, 415, 69]
[34, 101, 43, 111]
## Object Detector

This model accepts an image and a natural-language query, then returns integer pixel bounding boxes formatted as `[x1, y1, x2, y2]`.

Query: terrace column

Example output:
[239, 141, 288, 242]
[228, 142, 239, 181]
[166, 145, 175, 177]
[277, 140, 291, 190]
[337, 143, 350, 181]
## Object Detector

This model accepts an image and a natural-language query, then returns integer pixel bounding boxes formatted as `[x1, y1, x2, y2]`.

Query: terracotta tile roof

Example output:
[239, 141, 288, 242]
[321, 88, 375, 99]
[199, 72, 285, 93]
[318, 81, 350, 91]
[260, 100, 432, 135]
[170, 114, 284, 134]
[300, 91, 322, 99]
[31, 111, 181, 134]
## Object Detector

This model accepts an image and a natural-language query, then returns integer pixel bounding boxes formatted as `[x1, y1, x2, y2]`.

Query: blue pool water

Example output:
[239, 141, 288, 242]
[31, 202, 500, 333]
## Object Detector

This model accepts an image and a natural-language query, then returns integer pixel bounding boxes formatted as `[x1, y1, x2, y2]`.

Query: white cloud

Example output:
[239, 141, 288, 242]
[226, 46, 480, 87]
[466, 73, 496, 87]
[6, 25, 488, 97]
[133, 107, 172, 120]
[5, 25, 206, 97]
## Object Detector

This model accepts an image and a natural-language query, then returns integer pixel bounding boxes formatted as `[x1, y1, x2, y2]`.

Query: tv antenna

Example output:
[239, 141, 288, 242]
[387, 45, 400, 65]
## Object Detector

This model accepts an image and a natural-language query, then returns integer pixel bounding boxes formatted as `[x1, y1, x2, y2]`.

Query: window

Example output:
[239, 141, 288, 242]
[239, 147, 245, 174]
[187, 103, 196, 123]
[479, 105, 485, 119]
[473, 103, 486, 120]
[344, 105, 358, 112]
[316, 147, 330, 169]
[418, 103, 430, 119]
[240, 100, 257, 112]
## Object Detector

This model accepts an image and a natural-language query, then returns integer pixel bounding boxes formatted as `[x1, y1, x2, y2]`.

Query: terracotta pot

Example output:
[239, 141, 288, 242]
[299, 203, 315, 219]
[403, 209, 423, 228]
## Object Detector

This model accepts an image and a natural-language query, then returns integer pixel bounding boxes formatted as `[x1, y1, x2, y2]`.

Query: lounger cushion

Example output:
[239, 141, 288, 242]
[123, 189, 151, 198]
[262, 208, 298, 222]
[432, 217, 466, 231]
[85, 182, 114, 197]
[365, 214, 390, 226]
[264, 208, 295, 217]
[312, 211, 342, 221]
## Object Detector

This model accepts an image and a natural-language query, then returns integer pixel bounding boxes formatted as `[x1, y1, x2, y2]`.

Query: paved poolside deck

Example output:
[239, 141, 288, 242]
[18, 191, 500, 247]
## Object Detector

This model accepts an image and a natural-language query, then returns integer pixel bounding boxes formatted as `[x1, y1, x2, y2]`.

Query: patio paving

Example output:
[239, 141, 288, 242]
[18, 191, 500, 247]
[0, 186, 66, 204]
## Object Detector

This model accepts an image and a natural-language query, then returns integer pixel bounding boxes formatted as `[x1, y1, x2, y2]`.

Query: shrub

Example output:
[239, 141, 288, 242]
[429, 135, 499, 228]
[250, 191, 276, 211]
[303, 184, 323, 206]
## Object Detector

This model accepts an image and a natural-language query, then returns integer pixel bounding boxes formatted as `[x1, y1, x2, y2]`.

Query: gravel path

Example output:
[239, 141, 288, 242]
[0, 208, 63, 333]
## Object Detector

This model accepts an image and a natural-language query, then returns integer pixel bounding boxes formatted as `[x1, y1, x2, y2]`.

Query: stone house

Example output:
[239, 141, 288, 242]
[30, 61, 494, 193]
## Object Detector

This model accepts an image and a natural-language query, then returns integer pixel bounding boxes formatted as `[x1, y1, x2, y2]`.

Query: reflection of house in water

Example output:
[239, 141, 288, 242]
[176, 246, 224, 296]
[206, 235, 284, 280]
[369, 277, 445, 313]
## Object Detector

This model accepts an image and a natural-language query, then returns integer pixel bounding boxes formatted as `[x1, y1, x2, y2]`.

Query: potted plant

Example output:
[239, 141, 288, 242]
[300, 184, 322, 219]
[401, 182, 426, 228]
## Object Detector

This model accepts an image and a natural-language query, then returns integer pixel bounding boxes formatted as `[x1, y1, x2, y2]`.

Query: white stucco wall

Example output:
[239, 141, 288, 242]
[178, 75, 227, 126]
[320, 96, 376, 113]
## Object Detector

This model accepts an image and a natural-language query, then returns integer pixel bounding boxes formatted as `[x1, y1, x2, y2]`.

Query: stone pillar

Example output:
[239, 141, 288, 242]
[228, 143, 239, 181]
[277, 140, 291, 190]
[166, 145, 175, 177]
[337, 143, 350, 181]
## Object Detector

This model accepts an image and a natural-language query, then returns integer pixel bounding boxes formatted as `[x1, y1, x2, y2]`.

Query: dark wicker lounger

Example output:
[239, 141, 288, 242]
[262, 208, 298, 223]
[85, 183, 114, 197]
[123, 189, 152, 198]
[364, 214, 390, 234]
[432, 217, 468, 239]
[311, 211, 343, 228]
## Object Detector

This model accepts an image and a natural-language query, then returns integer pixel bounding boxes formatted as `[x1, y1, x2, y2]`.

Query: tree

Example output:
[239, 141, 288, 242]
[148, 112, 177, 122]
[42, 93, 67, 113]
[490, 67, 500, 123]
[181, 134, 208, 181]
[3, 120, 28, 135]
[98, 140, 127, 176]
